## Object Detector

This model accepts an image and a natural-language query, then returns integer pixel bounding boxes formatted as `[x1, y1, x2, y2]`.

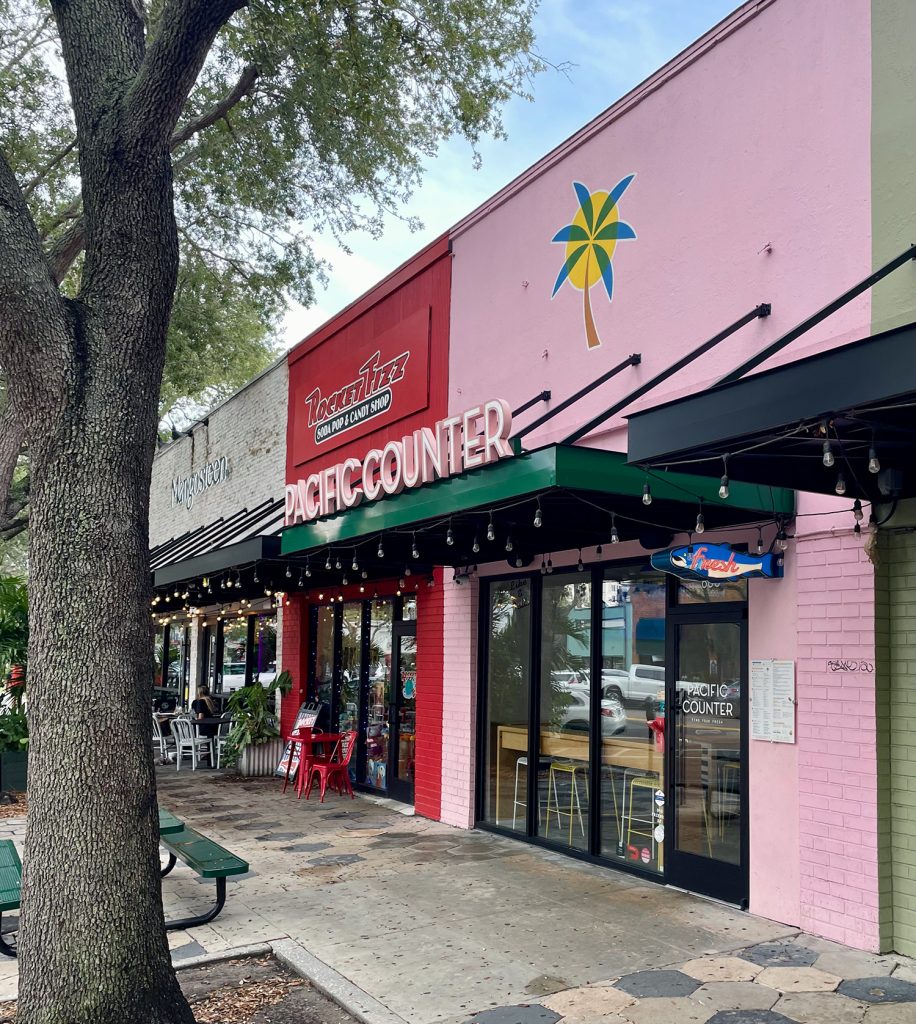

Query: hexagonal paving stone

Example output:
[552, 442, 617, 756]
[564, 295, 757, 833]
[836, 976, 916, 1003]
[621, 996, 714, 1024]
[755, 967, 841, 993]
[682, 958, 764, 984]
[541, 985, 636, 1021]
[864, 1003, 916, 1023]
[689, 982, 778, 1013]
[465, 1005, 562, 1024]
[740, 943, 818, 968]
[615, 970, 702, 999]
[705, 1014, 797, 1024]
[772, 992, 867, 1024]
[813, 950, 898, 980]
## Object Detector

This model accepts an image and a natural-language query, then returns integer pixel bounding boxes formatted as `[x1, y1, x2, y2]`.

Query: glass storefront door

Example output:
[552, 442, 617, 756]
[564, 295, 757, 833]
[308, 596, 416, 802]
[666, 616, 747, 905]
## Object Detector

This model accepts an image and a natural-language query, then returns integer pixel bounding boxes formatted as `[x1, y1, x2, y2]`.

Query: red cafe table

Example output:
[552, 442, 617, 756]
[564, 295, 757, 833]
[281, 731, 343, 798]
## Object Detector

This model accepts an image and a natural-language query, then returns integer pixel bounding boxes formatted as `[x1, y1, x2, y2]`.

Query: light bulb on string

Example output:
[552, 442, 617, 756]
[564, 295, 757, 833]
[298, 569, 305, 588]
[505, 533, 514, 553]
[756, 528, 764, 556]
[533, 500, 543, 528]
[335, 555, 342, 570]
[576, 549, 584, 572]
[853, 499, 864, 522]
[253, 568, 260, 583]
[822, 438, 835, 468]
[868, 442, 881, 475]
[695, 499, 705, 535]
[610, 513, 620, 544]
[835, 472, 846, 496]
[486, 513, 495, 543]
[399, 576, 406, 590]
[776, 527, 789, 552]
[220, 578, 226, 590]
[361, 569, 368, 579]
[405, 565, 412, 577]
[342, 574, 348, 586]
[719, 457, 730, 500]
[446, 519, 455, 546]
[472, 531, 480, 554]
[352, 552, 359, 572]
[642, 476, 652, 506]
[540, 556, 547, 575]
[305, 558, 312, 578]
[377, 538, 385, 559]
[285, 565, 292, 579]
[546, 555, 553, 574]
[411, 533, 420, 559]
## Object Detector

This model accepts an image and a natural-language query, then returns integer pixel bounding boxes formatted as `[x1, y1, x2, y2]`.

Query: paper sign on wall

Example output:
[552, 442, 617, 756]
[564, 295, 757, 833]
[750, 659, 796, 743]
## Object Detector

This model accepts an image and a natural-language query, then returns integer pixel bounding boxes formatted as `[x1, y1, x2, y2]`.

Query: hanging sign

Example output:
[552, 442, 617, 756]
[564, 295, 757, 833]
[650, 543, 783, 582]
[284, 399, 513, 526]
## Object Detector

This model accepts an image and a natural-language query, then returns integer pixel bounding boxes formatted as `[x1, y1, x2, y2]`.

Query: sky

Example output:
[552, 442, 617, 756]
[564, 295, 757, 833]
[281, 0, 739, 348]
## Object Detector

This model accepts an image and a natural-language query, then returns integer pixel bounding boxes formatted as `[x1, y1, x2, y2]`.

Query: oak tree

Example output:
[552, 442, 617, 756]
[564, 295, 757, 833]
[0, 1, 539, 1020]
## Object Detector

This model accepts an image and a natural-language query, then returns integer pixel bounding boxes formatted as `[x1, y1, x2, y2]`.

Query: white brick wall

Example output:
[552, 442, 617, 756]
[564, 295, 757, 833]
[149, 360, 288, 548]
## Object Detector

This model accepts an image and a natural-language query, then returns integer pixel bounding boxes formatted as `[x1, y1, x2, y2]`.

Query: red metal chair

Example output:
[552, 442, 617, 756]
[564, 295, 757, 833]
[305, 731, 357, 803]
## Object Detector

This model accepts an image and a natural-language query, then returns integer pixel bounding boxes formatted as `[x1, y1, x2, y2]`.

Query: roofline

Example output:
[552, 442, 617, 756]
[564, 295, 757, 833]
[451, 0, 776, 238]
[287, 233, 451, 366]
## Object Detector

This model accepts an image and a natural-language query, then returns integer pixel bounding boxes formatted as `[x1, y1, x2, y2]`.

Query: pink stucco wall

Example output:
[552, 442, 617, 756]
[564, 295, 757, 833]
[439, 577, 479, 828]
[794, 523, 880, 951]
[448, 0, 872, 448]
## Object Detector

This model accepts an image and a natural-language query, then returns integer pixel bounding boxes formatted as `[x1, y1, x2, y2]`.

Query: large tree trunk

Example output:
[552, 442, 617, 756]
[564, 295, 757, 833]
[15, 157, 195, 1024]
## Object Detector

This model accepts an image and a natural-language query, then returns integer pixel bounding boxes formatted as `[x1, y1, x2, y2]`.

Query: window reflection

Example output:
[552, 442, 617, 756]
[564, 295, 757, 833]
[482, 580, 531, 833]
[313, 607, 335, 726]
[340, 603, 361, 733]
[599, 572, 666, 873]
[366, 601, 393, 790]
[537, 576, 592, 852]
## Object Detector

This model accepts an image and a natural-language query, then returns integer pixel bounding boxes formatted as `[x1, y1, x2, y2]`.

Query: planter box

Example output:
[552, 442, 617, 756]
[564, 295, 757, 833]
[0, 750, 27, 793]
[238, 738, 284, 777]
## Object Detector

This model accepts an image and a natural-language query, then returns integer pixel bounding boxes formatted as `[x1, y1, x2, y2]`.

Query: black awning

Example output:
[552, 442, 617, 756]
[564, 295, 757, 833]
[626, 321, 916, 501]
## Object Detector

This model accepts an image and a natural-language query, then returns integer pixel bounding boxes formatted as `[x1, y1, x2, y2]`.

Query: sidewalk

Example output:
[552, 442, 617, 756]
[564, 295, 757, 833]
[2, 769, 915, 1023]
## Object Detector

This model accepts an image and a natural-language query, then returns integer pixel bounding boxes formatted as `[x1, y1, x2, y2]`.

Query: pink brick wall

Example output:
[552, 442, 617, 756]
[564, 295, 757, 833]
[439, 577, 479, 828]
[796, 529, 880, 950]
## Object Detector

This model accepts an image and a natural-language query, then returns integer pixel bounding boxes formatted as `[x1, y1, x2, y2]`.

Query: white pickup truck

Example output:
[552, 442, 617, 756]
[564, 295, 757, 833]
[601, 664, 665, 709]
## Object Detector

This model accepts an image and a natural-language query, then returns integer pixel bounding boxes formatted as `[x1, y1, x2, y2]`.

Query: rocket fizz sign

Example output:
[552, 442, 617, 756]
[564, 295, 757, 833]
[650, 543, 783, 583]
[289, 305, 432, 467]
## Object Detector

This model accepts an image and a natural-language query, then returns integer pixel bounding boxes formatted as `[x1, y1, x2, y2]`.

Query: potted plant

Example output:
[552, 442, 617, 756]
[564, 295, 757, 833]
[223, 670, 291, 776]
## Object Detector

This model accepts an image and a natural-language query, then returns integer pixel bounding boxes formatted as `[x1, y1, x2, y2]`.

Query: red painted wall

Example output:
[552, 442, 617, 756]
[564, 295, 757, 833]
[286, 235, 452, 487]
[281, 237, 451, 814]
[414, 568, 445, 819]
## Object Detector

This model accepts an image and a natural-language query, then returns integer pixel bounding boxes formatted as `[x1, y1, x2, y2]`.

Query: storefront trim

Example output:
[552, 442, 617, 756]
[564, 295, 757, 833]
[281, 445, 794, 555]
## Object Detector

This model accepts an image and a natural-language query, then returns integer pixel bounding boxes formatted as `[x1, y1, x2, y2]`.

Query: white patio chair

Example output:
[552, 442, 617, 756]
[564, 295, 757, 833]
[152, 715, 175, 763]
[215, 718, 232, 770]
[171, 716, 212, 771]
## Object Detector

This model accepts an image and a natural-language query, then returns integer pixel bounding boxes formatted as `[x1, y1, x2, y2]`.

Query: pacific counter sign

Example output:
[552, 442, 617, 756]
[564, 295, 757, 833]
[650, 543, 784, 582]
[551, 175, 637, 350]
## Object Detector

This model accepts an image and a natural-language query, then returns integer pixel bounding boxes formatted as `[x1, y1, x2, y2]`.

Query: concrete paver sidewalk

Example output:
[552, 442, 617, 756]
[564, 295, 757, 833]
[1, 769, 914, 1024]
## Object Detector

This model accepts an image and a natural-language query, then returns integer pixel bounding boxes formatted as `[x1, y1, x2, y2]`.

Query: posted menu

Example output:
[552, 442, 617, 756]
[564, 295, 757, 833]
[750, 659, 796, 743]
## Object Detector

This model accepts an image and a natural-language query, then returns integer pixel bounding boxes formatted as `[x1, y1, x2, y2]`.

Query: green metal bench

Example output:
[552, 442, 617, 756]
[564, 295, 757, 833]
[160, 825, 248, 931]
[0, 840, 20, 957]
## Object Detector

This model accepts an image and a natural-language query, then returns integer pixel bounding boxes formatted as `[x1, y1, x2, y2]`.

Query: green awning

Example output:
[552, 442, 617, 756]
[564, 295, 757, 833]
[281, 445, 793, 567]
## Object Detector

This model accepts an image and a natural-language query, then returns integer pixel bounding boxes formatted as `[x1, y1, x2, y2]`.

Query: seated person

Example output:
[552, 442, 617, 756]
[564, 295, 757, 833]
[191, 685, 219, 739]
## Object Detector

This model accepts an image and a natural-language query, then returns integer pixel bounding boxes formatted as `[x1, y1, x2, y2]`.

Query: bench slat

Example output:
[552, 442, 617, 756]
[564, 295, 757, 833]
[0, 841, 21, 913]
[161, 826, 248, 879]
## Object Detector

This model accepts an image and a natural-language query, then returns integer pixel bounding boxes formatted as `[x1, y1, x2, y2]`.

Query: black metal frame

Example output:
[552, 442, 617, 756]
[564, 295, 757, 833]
[562, 304, 771, 446]
[160, 853, 230, 930]
[513, 354, 641, 446]
[474, 560, 752, 905]
[664, 590, 750, 907]
[389, 609, 418, 804]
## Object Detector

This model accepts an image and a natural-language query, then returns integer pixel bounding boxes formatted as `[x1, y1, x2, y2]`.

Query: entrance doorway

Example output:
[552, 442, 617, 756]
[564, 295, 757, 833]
[666, 611, 748, 905]
[309, 595, 417, 803]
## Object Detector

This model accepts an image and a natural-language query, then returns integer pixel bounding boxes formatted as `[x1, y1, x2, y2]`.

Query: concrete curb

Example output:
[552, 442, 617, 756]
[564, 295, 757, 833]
[272, 936, 410, 1024]
[172, 941, 274, 971]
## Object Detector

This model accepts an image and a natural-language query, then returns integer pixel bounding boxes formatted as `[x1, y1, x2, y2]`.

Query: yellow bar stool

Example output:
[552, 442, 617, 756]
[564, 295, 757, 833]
[625, 774, 659, 866]
[545, 760, 589, 844]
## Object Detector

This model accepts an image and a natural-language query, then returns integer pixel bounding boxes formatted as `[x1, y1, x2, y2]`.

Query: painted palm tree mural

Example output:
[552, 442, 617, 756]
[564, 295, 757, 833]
[551, 176, 636, 349]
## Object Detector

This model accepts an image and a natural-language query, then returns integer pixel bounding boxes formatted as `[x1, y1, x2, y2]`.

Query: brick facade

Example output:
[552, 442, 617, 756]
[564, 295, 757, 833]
[414, 570, 445, 819]
[440, 577, 479, 828]
[150, 360, 287, 548]
[796, 529, 881, 950]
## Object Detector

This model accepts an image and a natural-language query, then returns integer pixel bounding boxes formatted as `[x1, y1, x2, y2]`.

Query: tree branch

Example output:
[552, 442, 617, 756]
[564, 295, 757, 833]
[22, 139, 79, 201]
[0, 148, 65, 377]
[0, 13, 54, 78]
[45, 63, 258, 284]
[170, 64, 259, 149]
[125, 0, 248, 149]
